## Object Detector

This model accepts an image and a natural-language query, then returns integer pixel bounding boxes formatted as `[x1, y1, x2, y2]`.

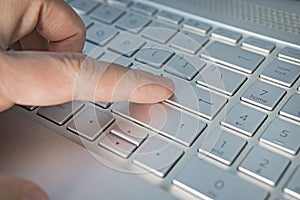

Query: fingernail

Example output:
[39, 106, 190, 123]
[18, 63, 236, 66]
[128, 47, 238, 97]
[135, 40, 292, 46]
[23, 188, 48, 200]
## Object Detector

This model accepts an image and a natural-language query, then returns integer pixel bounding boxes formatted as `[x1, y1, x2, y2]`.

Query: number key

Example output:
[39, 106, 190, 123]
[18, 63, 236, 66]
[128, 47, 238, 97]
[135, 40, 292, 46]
[238, 145, 290, 186]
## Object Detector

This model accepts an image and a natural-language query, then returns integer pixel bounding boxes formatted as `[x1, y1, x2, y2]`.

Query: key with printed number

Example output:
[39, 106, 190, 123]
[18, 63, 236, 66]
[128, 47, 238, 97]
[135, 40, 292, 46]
[241, 80, 286, 111]
[238, 145, 290, 186]
[260, 59, 300, 87]
[196, 64, 247, 96]
[67, 107, 114, 141]
[199, 129, 246, 165]
[221, 103, 267, 137]
[38, 102, 84, 126]
[115, 12, 151, 34]
[108, 33, 146, 57]
[90, 5, 124, 24]
[280, 93, 300, 122]
[173, 156, 268, 200]
[259, 118, 300, 155]
[202, 41, 265, 74]
[112, 102, 206, 147]
[133, 135, 184, 177]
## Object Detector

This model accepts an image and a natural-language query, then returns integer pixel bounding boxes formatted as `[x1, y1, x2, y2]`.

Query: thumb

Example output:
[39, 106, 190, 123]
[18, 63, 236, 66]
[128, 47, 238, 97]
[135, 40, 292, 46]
[0, 175, 48, 200]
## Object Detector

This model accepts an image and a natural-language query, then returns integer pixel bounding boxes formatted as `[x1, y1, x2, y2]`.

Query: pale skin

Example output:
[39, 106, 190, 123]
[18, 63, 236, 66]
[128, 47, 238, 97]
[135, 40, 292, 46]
[0, 0, 174, 199]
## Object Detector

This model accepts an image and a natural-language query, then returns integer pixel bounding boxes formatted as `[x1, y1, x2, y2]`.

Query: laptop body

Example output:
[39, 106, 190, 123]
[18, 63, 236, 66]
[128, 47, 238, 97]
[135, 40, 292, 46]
[0, 0, 299, 199]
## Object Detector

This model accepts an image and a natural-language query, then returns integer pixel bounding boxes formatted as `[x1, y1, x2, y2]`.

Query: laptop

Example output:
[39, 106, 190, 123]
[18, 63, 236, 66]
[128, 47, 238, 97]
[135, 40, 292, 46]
[0, 0, 299, 199]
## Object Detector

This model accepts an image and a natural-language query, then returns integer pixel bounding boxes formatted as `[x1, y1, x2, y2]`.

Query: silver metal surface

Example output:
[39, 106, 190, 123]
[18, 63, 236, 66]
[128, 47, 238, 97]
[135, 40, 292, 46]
[221, 102, 267, 137]
[238, 145, 290, 186]
[201, 41, 265, 74]
[173, 156, 268, 200]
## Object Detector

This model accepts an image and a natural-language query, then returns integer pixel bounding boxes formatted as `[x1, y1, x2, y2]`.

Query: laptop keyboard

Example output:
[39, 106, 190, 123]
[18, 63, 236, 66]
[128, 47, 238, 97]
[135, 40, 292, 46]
[21, 0, 300, 199]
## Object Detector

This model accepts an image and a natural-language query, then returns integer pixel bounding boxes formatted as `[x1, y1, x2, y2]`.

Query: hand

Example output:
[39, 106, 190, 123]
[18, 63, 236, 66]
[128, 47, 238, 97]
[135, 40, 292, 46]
[0, 0, 174, 199]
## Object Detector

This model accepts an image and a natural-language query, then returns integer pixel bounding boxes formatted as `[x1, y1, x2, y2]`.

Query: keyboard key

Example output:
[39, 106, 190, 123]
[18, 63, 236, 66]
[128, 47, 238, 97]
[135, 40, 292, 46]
[173, 156, 268, 200]
[164, 55, 205, 80]
[259, 118, 300, 155]
[95, 102, 111, 109]
[90, 5, 125, 24]
[142, 21, 178, 44]
[130, 2, 157, 16]
[278, 47, 300, 63]
[166, 79, 227, 120]
[67, 107, 114, 141]
[156, 10, 184, 25]
[260, 59, 300, 87]
[211, 28, 242, 44]
[284, 166, 300, 199]
[182, 19, 212, 34]
[108, 0, 132, 8]
[86, 22, 118, 46]
[241, 80, 286, 111]
[196, 64, 247, 96]
[221, 103, 267, 137]
[80, 16, 94, 28]
[135, 47, 174, 68]
[22, 106, 38, 111]
[99, 132, 137, 158]
[238, 145, 290, 186]
[169, 30, 208, 54]
[199, 129, 246, 165]
[100, 52, 133, 67]
[69, 0, 99, 15]
[38, 102, 84, 126]
[110, 120, 148, 146]
[82, 41, 104, 59]
[108, 32, 146, 57]
[242, 37, 275, 54]
[133, 135, 183, 177]
[202, 41, 265, 74]
[280, 93, 300, 122]
[112, 102, 206, 147]
[115, 12, 151, 34]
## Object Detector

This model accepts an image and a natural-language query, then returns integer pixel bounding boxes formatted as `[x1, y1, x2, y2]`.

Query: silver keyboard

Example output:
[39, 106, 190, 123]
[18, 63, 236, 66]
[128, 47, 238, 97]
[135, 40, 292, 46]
[20, 0, 300, 199]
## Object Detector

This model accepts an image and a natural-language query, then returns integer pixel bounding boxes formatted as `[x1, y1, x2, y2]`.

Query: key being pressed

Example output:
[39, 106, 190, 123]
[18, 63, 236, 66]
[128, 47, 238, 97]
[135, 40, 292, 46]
[259, 118, 300, 155]
[38, 102, 84, 126]
[173, 156, 268, 200]
[280, 93, 300, 122]
[199, 129, 246, 165]
[133, 135, 184, 177]
[112, 102, 206, 146]
[284, 166, 300, 199]
[221, 103, 267, 137]
[238, 145, 290, 186]
[67, 107, 114, 141]
[241, 80, 286, 111]
[260, 59, 300, 87]
[201, 41, 265, 74]
[196, 64, 247, 96]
